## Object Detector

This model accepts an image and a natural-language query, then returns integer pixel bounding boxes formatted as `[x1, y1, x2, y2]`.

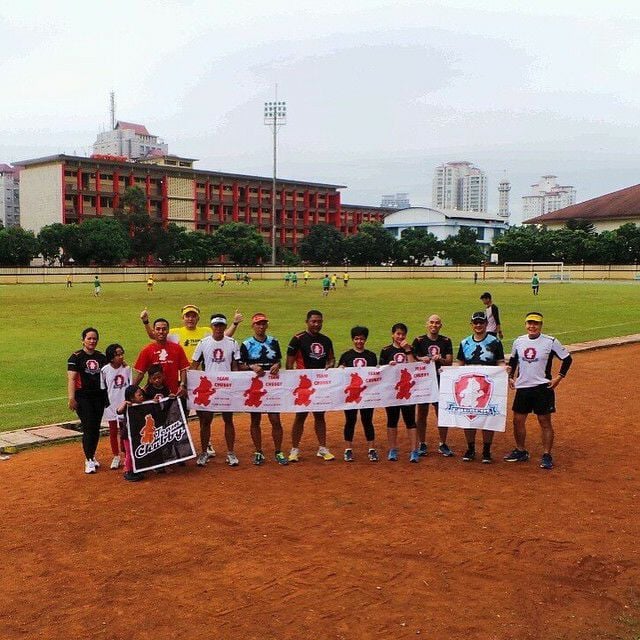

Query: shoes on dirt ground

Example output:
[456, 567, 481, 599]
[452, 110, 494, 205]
[253, 451, 265, 466]
[91, 458, 101, 469]
[387, 448, 399, 462]
[418, 442, 428, 457]
[438, 443, 454, 457]
[344, 449, 354, 462]
[84, 459, 96, 474]
[226, 452, 240, 467]
[110, 455, 120, 470]
[368, 448, 379, 462]
[317, 447, 335, 461]
[275, 451, 289, 465]
[206, 444, 216, 459]
[462, 448, 476, 461]
[503, 448, 530, 463]
[482, 452, 492, 464]
[540, 453, 553, 470]
[123, 471, 142, 482]
[196, 452, 209, 466]
[288, 448, 300, 463]
[409, 450, 420, 463]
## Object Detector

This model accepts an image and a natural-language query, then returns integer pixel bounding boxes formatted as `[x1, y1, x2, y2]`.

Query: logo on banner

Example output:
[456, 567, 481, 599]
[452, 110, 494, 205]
[293, 374, 315, 406]
[310, 343, 325, 359]
[344, 372, 366, 403]
[395, 368, 415, 399]
[244, 376, 267, 407]
[447, 373, 498, 420]
[140, 414, 156, 444]
[193, 376, 216, 406]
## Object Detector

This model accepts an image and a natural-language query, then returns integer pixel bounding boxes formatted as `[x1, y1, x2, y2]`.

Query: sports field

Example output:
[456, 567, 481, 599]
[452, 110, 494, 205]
[1, 343, 639, 639]
[1, 277, 639, 431]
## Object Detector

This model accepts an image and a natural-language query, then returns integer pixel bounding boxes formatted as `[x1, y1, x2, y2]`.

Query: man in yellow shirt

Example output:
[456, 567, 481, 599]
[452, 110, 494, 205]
[303, 270, 310, 285]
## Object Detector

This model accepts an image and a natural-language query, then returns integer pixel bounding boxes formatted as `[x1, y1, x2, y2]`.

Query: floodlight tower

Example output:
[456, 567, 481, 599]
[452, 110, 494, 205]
[263, 92, 287, 265]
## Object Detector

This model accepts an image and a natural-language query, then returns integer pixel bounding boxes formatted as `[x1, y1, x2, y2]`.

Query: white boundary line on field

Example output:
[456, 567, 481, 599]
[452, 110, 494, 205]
[0, 396, 66, 409]
[551, 321, 640, 337]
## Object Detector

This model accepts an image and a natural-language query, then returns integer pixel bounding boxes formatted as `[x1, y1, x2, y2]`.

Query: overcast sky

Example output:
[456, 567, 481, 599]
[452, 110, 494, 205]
[2, 0, 640, 223]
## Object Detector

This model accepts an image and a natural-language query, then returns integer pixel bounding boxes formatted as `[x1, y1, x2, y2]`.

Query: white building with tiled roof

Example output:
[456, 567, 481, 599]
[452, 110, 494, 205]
[93, 121, 168, 160]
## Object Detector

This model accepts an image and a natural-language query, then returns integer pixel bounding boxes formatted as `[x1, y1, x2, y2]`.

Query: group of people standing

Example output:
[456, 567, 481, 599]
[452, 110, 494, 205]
[67, 290, 572, 481]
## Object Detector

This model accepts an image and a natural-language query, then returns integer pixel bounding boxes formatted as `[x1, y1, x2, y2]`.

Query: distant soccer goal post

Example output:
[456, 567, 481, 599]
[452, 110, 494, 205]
[503, 262, 565, 283]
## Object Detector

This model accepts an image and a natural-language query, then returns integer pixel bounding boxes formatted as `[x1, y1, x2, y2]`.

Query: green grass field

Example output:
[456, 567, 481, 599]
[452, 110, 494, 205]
[1, 278, 638, 432]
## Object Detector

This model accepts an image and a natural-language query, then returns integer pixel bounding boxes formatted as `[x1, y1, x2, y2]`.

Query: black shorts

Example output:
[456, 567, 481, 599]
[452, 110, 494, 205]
[512, 384, 555, 415]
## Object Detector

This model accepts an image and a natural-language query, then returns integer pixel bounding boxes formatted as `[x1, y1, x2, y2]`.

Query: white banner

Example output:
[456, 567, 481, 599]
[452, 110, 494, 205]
[187, 361, 439, 413]
[437, 366, 508, 431]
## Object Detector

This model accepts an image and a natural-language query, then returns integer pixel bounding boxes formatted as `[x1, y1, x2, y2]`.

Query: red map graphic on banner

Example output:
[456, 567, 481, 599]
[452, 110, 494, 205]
[243, 376, 267, 407]
[193, 376, 216, 406]
[344, 372, 366, 403]
[293, 374, 315, 406]
[395, 368, 415, 400]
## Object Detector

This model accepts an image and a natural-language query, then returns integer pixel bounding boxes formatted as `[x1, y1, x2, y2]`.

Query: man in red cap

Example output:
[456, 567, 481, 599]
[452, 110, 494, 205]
[239, 313, 288, 465]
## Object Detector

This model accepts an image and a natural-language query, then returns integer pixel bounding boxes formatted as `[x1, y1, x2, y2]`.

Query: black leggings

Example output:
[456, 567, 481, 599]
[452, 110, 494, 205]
[385, 405, 416, 429]
[343, 408, 375, 442]
[76, 395, 105, 460]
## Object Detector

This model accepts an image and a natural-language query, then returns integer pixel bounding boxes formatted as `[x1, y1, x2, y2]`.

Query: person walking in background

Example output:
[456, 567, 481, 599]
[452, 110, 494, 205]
[66, 274, 73, 288]
[67, 328, 108, 474]
[322, 274, 330, 296]
[480, 292, 503, 339]
[93, 276, 101, 296]
[531, 273, 540, 296]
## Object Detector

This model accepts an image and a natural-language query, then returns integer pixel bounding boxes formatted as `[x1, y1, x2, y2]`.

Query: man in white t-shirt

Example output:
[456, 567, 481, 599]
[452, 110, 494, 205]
[191, 313, 242, 467]
[504, 312, 572, 470]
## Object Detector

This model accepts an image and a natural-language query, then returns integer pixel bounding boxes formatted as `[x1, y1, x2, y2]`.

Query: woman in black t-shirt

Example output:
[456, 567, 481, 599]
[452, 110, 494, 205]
[67, 327, 108, 474]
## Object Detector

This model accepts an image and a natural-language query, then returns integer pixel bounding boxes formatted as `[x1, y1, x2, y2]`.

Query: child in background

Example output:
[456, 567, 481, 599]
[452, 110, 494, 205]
[117, 385, 146, 482]
[100, 344, 131, 469]
[143, 364, 171, 400]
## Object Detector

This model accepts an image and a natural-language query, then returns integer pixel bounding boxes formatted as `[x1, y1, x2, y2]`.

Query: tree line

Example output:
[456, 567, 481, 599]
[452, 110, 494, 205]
[1, 186, 640, 266]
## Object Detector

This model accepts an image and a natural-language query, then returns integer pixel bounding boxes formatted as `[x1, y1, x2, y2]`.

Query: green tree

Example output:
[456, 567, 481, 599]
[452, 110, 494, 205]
[399, 228, 441, 264]
[68, 218, 130, 265]
[115, 186, 163, 264]
[343, 222, 400, 265]
[38, 223, 82, 265]
[299, 224, 345, 264]
[179, 231, 221, 265]
[490, 225, 552, 263]
[214, 223, 270, 265]
[0, 227, 40, 265]
[277, 246, 302, 266]
[441, 227, 486, 265]
[154, 223, 189, 264]
[566, 218, 596, 234]
[614, 223, 640, 262]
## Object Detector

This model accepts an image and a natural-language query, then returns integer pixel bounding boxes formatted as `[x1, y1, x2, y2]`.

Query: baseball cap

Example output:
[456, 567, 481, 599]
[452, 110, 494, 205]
[471, 311, 488, 323]
[525, 312, 544, 322]
[210, 313, 227, 326]
[181, 304, 200, 316]
[252, 313, 269, 323]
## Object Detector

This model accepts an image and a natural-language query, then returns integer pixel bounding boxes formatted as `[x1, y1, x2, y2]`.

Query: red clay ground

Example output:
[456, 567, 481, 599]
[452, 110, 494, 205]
[1, 345, 639, 640]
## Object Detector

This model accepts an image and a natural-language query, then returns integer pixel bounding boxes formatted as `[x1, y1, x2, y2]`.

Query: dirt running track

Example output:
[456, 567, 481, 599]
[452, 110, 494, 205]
[1, 345, 639, 640]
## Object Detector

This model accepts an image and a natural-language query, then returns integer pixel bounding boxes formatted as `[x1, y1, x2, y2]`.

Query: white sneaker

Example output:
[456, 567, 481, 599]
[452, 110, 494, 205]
[84, 459, 96, 474]
[196, 452, 209, 467]
[317, 446, 335, 461]
[110, 455, 120, 470]
[92, 458, 101, 469]
[226, 452, 239, 467]
[206, 444, 216, 459]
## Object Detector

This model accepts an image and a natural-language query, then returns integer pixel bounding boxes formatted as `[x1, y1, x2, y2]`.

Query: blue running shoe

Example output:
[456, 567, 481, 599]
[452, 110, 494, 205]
[540, 453, 553, 470]
[409, 450, 420, 463]
[388, 448, 399, 462]
[418, 442, 428, 457]
[504, 448, 530, 463]
[438, 443, 455, 457]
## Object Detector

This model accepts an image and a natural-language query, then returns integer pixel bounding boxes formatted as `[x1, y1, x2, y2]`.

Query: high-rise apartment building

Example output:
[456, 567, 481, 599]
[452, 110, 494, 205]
[432, 161, 487, 213]
[0, 164, 20, 227]
[522, 175, 576, 218]
[93, 121, 168, 160]
[380, 192, 410, 209]
[498, 178, 511, 218]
